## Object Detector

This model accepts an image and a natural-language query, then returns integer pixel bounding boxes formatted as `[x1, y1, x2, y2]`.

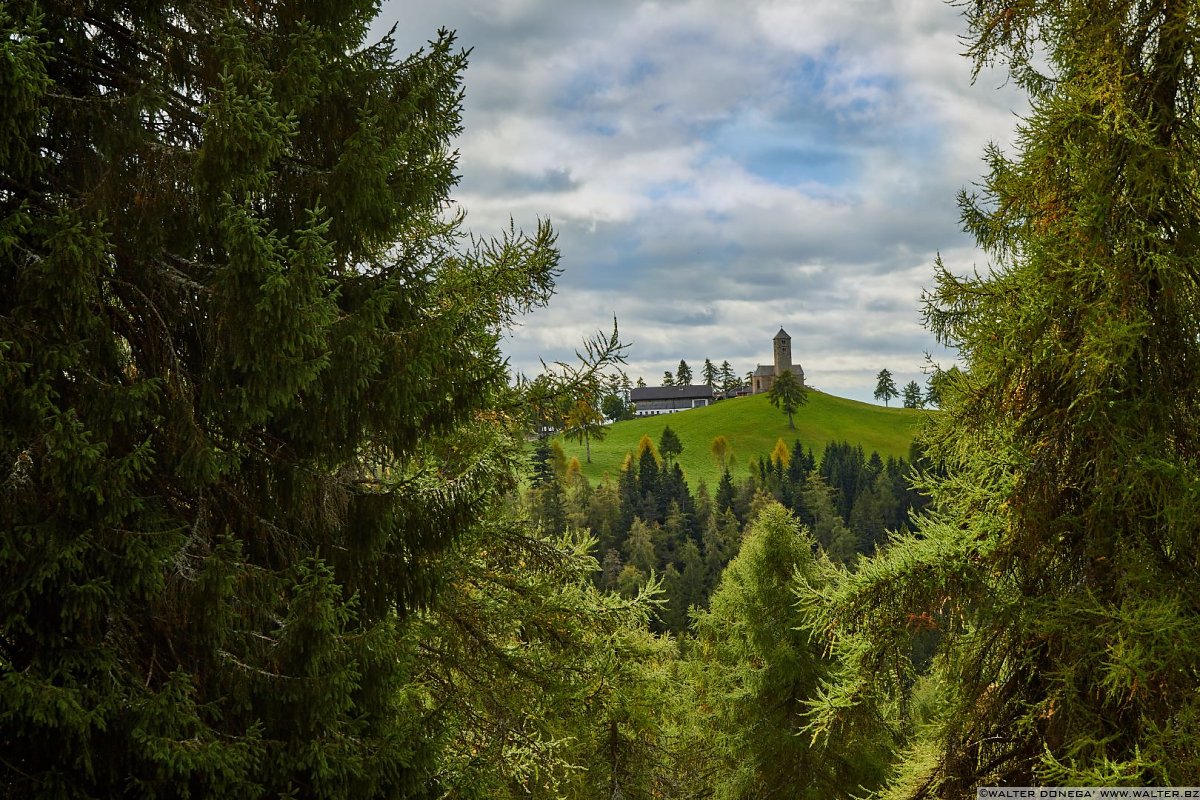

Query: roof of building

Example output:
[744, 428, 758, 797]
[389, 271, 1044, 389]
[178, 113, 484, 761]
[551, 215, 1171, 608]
[774, 327, 790, 340]
[753, 364, 775, 377]
[631, 384, 715, 401]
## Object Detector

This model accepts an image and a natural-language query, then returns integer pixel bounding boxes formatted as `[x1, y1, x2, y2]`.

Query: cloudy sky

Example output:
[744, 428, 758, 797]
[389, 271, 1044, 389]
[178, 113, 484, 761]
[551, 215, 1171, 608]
[371, 0, 1027, 404]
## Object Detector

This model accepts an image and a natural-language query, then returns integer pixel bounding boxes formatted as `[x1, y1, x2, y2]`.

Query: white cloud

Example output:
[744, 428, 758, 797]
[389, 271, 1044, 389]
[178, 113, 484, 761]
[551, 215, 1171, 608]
[373, 0, 1028, 403]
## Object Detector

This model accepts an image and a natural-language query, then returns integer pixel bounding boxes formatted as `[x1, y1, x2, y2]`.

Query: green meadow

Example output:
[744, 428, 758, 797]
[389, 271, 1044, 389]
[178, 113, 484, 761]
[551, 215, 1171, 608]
[557, 390, 928, 489]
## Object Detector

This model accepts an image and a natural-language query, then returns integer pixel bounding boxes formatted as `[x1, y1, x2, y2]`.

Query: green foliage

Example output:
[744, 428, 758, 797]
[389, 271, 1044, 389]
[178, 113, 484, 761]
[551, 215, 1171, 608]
[658, 425, 684, 466]
[702, 358, 718, 387]
[523, 319, 628, 434]
[0, 4, 557, 795]
[411, 515, 678, 800]
[767, 369, 808, 429]
[874, 368, 898, 406]
[902, 380, 924, 409]
[689, 504, 889, 799]
[563, 396, 606, 464]
[602, 392, 631, 422]
[675, 359, 693, 386]
[710, 435, 733, 470]
[719, 360, 736, 392]
[557, 390, 921, 490]
[811, 0, 1200, 792]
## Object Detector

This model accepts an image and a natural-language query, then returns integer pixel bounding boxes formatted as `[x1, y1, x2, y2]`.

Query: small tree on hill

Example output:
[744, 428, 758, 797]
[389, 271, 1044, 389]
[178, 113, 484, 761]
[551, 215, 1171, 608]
[902, 380, 924, 409]
[711, 435, 733, 470]
[768, 370, 807, 429]
[662, 371, 675, 387]
[702, 358, 718, 387]
[659, 426, 684, 467]
[873, 369, 898, 406]
[564, 396, 607, 463]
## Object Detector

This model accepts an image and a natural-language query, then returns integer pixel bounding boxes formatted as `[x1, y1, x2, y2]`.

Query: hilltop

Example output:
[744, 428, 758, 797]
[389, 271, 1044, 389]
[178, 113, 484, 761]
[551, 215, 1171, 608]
[557, 389, 927, 488]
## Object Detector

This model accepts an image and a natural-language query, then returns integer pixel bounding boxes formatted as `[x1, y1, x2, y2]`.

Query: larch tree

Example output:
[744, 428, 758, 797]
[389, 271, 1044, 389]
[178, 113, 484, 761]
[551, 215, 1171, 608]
[873, 368, 898, 406]
[0, 3, 559, 796]
[809, 0, 1200, 793]
[563, 395, 606, 464]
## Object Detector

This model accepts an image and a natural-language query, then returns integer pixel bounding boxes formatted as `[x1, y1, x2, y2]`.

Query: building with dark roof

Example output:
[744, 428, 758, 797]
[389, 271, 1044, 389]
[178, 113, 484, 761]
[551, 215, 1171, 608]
[630, 384, 715, 416]
[751, 328, 805, 394]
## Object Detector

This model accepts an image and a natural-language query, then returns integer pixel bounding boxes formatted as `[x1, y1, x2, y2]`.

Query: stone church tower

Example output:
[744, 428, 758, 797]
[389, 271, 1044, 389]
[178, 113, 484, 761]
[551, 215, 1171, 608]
[752, 328, 805, 394]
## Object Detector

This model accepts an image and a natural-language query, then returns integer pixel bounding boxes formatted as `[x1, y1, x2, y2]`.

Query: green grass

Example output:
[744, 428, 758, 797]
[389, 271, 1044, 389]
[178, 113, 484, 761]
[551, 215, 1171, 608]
[557, 390, 928, 489]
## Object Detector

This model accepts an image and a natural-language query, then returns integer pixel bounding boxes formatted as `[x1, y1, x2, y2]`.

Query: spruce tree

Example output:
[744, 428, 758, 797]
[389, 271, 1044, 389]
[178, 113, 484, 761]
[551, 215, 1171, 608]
[811, 0, 1200, 792]
[676, 359, 693, 385]
[690, 504, 888, 798]
[658, 425, 683, 467]
[902, 379, 924, 409]
[1, 3, 557, 796]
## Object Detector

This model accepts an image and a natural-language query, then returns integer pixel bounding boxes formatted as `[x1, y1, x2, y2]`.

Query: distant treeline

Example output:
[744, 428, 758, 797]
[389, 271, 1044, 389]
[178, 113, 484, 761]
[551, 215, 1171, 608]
[525, 435, 932, 633]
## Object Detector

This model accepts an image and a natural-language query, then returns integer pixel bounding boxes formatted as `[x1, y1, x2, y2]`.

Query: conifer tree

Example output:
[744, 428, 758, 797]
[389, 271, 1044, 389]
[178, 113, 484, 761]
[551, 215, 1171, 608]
[874, 368, 898, 406]
[902, 380, 924, 409]
[810, 0, 1200, 792]
[658, 425, 683, 467]
[702, 358, 718, 387]
[0, 3, 559, 795]
[719, 360, 735, 391]
[690, 504, 888, 798]
[676, 359, 693, 385]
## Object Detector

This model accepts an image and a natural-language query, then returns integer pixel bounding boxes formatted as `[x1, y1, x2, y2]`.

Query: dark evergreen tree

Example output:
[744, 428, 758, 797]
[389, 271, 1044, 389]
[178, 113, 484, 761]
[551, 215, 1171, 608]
[691, 504, 889, 798]
[701, 358, 718, 387]
[715, 469, 736, 515]
[719, 360, 736, 391]
[902, 379, 924, 408]
[530, 438, 556, 487]
[0, 4, 560, 796]
[675, 359, 693, 385]
[636, 445, 662, 522]
[873, 368, 899, 406]
[658, 425, 683, 466]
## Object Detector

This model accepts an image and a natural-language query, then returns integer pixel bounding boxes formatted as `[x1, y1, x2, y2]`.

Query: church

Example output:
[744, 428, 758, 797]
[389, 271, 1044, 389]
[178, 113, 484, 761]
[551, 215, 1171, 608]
[751, 328, 805, 394]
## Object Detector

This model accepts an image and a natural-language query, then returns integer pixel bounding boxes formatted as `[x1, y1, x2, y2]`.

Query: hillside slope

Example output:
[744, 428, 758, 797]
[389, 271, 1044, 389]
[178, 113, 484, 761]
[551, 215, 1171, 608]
[558, 390, 927, 488]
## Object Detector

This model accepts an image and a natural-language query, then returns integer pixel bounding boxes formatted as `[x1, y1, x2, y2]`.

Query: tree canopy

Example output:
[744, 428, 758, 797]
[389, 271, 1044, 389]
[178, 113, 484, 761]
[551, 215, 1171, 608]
[0, 4, 558, 795]
[902, 380, 924, 409]
[810, 0, 1200, 792]
[676, 359, 693, 385]
[767, 370, 807, 429]
[873, 368, 898, 406]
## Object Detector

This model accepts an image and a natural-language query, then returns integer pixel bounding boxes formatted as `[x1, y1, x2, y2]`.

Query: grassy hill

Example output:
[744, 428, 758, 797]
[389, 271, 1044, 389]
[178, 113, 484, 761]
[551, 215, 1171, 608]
[557, 390, 927, 489]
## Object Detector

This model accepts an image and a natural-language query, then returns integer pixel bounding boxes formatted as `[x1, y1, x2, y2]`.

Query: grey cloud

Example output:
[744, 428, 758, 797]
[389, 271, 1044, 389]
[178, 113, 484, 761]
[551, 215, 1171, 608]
[372, 0, 1015, 403]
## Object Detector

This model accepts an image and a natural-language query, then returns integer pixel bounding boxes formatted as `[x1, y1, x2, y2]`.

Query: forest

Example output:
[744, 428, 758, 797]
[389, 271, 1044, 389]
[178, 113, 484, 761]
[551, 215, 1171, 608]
[3, 0, 1200, 798]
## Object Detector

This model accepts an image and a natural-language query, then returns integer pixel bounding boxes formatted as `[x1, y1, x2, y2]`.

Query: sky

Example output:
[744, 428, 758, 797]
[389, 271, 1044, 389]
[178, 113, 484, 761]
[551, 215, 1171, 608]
[371, 0, 1027, 404]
